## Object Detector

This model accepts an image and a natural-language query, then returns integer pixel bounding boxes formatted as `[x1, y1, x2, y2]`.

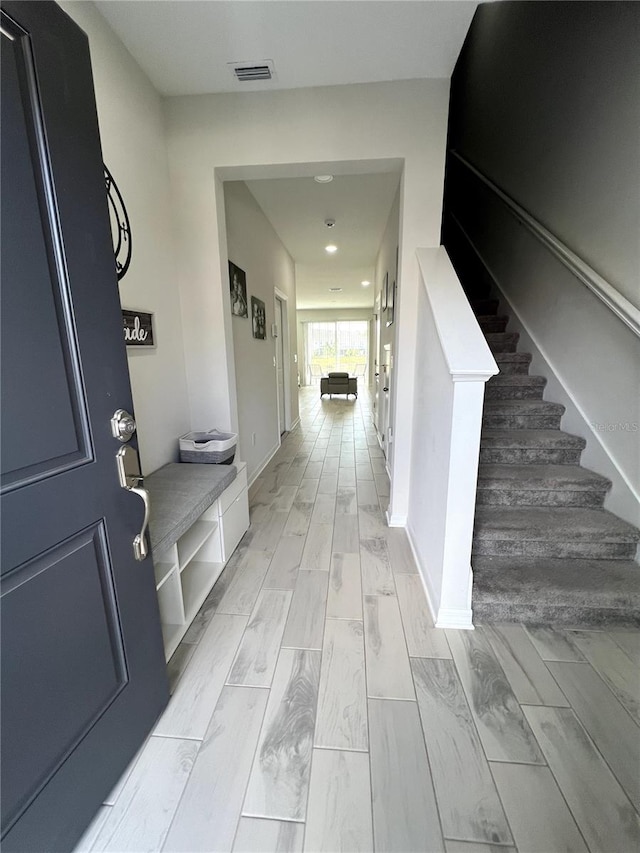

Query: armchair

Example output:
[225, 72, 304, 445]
[320, 372, 358, 399]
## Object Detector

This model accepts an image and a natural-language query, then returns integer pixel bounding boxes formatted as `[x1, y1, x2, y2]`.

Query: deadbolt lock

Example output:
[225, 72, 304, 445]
[111, 409, 136, 442]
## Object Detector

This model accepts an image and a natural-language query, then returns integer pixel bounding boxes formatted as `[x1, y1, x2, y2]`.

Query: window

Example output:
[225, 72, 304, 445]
[305, 321, 368, 381]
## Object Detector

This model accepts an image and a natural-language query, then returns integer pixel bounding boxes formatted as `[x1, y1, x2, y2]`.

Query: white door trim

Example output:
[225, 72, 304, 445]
[274, 288, 291, 433]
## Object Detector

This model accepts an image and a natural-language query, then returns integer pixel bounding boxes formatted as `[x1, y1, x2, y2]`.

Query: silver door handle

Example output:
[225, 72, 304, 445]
[115, 445, 151, 561]
[129, 481, 150, 561]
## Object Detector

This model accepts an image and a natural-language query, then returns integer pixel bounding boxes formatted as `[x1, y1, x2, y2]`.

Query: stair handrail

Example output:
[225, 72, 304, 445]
[449, 150, 640, 339]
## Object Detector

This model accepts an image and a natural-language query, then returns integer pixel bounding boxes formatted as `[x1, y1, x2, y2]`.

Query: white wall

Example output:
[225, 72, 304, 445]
[297, 308, 374, 387]
[61, 2, 190, 475]
[164, 79, 451, 523]
[224, 181, 298, 481]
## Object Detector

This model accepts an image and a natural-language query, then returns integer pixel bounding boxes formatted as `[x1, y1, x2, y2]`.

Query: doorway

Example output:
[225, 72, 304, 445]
[274, 289, 290, 436]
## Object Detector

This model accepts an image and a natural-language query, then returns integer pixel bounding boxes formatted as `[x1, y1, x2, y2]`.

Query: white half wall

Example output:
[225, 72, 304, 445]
[407, 248, 497, 629]
[224, 181, 298, 481]
[163, 79, 451, 523]
[61, 1, 190, 475]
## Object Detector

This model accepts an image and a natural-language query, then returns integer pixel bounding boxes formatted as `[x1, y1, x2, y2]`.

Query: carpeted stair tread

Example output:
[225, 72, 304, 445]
[486, 374, 546, 399]
[485, 332, 520, 352]
[484, 400, 564, 414]
[474, 506, 640, 543]
[483, 399, 565, 429]
[477, 315, 509, 332]
[480, 429, 586, 464]
[472, 556, 640, 626]
[481, 429, 586, 450]
[478, 464, 610, 491]
[488, 374, 545, 387]
[493, 352, 532, 373]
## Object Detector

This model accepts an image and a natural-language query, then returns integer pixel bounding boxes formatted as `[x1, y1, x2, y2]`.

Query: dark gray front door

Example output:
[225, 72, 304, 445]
[1, 3, 168, 850]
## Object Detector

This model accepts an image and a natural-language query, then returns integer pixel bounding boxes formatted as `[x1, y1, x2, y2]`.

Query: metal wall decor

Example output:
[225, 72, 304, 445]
[104, 165, 132, 280]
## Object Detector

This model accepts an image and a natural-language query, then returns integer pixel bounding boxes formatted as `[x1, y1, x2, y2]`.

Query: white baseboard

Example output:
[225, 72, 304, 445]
[289, 416, 300, 431]
[247, 442, 280, 489]
[405, 522, 475, 630]
[435, 608, 474, 630]
[386, 510, 406, 527]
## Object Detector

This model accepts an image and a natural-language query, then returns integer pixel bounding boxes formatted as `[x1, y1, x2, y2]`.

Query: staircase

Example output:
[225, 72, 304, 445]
[471, 298, 640, 626]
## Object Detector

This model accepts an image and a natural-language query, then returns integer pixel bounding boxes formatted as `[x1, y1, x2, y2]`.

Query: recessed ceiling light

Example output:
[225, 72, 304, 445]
[314, 175, 333, 183]
[325, 244, 338, 254]
[361, 280, 370, 287]
[329, 287, 343, 292]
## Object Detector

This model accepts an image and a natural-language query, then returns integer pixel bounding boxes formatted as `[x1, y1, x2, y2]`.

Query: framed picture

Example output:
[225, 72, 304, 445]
[251, 296, 266, 340]
[382, 272, 388, 311]
[229, 261, 248, 318]
[386, 279, 396, 327]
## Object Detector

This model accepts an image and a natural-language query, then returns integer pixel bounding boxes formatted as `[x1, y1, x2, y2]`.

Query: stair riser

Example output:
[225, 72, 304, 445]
[479, 448, 584, 465]
[495, 360, 531, 375]
[472, 300, 499, 315]
[479, 318, 508, 333]
[476, 489, 609, 508]
[483, 414, 562, 429]
[488, 341, 518, 353]
[485, 385, 545, 400]
[472, 601, 640, 628]
[472, 540, 637, 560]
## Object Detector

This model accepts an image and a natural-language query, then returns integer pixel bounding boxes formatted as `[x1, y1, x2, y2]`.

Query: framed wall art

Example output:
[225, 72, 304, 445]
[386, 279, 396, 327]
[251, 296, 266, 340]
[229, 261, 248, 317]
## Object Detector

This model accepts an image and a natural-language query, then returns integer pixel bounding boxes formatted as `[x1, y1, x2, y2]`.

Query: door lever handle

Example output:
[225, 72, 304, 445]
[115, 445, 151, 561]
[129, 481, 150, 561]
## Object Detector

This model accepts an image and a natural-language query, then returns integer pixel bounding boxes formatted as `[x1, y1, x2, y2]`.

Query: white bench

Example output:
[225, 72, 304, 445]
[146, 461, 249, 660]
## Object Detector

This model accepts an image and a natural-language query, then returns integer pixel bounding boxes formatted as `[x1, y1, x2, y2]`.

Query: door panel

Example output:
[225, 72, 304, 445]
[1, 9, 90, 490]
[0, 4, 168, 850]
[2, 523, 127, 831]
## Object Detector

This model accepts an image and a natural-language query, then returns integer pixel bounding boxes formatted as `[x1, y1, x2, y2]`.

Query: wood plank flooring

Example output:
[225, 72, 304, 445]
[75, 387, 640, 853]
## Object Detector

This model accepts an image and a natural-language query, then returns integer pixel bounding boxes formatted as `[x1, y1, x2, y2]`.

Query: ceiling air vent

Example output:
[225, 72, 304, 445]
[229, 60, 275, 83]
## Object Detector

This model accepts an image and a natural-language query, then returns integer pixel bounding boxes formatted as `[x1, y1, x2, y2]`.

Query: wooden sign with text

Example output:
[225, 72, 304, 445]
[122, 309, 154, 347]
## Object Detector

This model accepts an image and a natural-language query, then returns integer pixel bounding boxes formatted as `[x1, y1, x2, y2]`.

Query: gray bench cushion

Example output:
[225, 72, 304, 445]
[146, 462, 237, 553]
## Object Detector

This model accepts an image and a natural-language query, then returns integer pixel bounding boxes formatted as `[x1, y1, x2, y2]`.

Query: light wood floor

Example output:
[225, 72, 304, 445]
[77, 386, 640, 853]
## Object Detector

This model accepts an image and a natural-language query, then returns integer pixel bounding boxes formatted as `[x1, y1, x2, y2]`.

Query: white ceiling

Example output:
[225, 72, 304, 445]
[95, 1, 478, 96]
[94, 0, 478, 309]
[243, 171, 401, 309]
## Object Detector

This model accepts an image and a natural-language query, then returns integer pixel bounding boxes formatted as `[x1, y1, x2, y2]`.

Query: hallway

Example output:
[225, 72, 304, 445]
[76, 387, 640, 853]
